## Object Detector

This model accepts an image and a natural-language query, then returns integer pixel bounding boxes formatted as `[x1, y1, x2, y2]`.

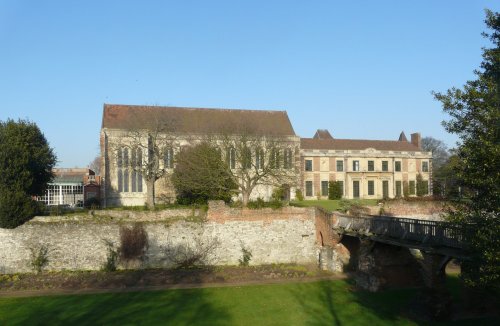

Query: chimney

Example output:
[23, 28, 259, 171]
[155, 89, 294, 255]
[411, 133, 421, 149]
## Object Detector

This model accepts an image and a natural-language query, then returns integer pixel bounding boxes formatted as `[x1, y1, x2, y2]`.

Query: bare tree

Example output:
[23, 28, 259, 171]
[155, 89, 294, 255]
[421, 136, 450, 169]
[89, 155, 101, 175]
[112, 111, 178, 208]
[208, 132, 299, 206]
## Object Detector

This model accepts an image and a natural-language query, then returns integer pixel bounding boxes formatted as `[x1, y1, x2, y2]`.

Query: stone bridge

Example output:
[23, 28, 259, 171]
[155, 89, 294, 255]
[316, 209, 472, 319]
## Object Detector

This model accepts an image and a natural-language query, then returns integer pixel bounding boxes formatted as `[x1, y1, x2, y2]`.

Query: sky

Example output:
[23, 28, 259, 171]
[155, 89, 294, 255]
[1, 1, 499, 168]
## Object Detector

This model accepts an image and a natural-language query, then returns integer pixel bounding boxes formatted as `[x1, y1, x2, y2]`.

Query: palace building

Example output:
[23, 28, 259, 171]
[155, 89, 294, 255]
[99, 104, 432, 207]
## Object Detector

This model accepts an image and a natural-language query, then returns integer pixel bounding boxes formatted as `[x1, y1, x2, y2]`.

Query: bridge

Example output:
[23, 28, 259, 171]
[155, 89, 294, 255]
[316, 211, 473, 319]
[332, 215, 471, 259]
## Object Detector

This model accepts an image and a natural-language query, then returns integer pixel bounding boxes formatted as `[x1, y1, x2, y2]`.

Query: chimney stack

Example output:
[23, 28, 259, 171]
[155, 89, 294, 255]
[411, 133, 422, 149]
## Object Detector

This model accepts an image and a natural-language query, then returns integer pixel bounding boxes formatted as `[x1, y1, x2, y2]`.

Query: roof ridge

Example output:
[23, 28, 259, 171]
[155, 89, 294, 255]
[104, 103, 287, 114]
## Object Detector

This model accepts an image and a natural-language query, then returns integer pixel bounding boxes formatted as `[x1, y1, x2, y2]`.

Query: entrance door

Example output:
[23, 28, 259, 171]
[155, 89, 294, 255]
[353, 181, 360, 198]
[382, 180, 389, 199]
[282, 184, 290, 201]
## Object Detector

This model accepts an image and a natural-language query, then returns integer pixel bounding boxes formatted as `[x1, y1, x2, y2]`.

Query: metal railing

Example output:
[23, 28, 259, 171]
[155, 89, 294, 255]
[333, 215, 470, 249]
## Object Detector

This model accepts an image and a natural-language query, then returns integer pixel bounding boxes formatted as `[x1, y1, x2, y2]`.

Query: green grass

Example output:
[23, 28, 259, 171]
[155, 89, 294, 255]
[0, 278, 496, 325]
[290, 199, 379, 212]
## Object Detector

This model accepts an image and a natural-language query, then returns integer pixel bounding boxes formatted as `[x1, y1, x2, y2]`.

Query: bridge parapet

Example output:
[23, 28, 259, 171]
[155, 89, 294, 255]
[333, 214, 470, 253]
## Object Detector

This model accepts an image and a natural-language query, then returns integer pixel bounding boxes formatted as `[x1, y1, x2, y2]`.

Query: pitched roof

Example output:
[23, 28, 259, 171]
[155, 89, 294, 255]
[301, 138, 422, 152]
[398, 131, 408, 142]
[313, 129, 334, 140]
[102, 104, 296, 136]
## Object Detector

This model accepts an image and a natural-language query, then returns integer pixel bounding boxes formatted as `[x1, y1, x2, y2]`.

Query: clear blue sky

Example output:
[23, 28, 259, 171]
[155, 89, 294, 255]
[1, 1, 499, 167]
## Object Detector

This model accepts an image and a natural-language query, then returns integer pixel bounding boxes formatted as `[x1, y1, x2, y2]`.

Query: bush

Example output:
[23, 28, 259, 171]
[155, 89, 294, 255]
[238, 245, 252, 266]
[119, 223, 149, 261]
[102, 240, 118, 272]
[328, 181, 343, 200]
[84, 197, 100, 209]
[0, 189, 40, 229]
[29, 244, 49, 273]
[164, 236, 221, 268]
[271, 187, 285, 201]
[295, 189, 304, 201]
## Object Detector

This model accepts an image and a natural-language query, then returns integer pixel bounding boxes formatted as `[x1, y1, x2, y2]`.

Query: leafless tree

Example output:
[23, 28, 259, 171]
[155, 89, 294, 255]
[206, 132, 299, 206]
[111, 110, 179, 208]
[89, 155, 101, 175]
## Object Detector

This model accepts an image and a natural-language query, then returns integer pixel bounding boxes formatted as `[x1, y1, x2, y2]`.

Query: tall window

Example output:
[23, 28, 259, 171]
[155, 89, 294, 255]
[353, 160, 360, 171]
[164, 147, 174, 169]
[353, 181, 360, 198]
[336, 160, 343, 172]
[227, 147, 236, 169]
[283, 148, 293, 169]
[382, 161, 388, 172]
[422, 161, 429, 172]
[368, 160, 374, 171]
[409, 180, 416, 195]
[305, 159, 313, 171]
[321, 181, 329, 197]
[117, 148, 123, 192]
[123, 148, 129, 192]
[242, 147, 252, 169]
[337, 181, 344, 197]
[395, 161, 401, 172]
[395, 181, 402, 197]
[368, 180, 375, 196]
[255, 148, 264, 169]
[305, 181, 313, 197]
[130, 147, 143, 193]
[270, 149, 280, 169]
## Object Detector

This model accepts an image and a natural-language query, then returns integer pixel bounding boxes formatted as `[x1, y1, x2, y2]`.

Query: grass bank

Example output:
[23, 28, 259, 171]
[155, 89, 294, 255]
[290, 199, 379, 212]
[0, 277, 496, 325]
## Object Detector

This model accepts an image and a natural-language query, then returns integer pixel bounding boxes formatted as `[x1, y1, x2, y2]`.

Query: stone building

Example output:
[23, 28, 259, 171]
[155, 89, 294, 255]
[301, 130, 432, 199]
[100, 104, 432, 206]
[100, 104, 300, 207]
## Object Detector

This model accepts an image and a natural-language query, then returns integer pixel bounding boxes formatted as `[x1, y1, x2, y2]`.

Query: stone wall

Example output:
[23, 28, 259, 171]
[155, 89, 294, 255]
[0, 204, 318, 274]
[366, 200, 449, 220]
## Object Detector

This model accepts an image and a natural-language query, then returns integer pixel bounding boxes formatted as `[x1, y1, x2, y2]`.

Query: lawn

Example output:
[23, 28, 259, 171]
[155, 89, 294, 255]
[290, 199, 379, 212]
[0, 278, 496, 326]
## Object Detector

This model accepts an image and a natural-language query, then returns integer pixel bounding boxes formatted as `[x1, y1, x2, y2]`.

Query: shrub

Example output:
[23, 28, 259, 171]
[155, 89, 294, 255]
[0, 189, 40, 229]
[328, 181, 343, 200]
[164, 236, 220, 268]
[84, 197, 100, 209]
[271, 187, 285, 201]
[238, 245, 252, 266]
[29, 244, 49, 273]
[295, 189, 304, 201]
[119, 223, 149, 261]
[102, 240, 118, 272]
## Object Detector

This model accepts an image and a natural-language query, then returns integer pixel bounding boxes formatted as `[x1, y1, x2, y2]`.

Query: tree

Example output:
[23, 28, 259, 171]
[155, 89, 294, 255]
[209, 133, 298, 206]
[171, 142, 237, 204]
[433, 10, 500, 289]
[113, 113, 177, 208]
[0, 119, 56, 228]
[421, 136, 450, 170]
[89, 155, 101, 175]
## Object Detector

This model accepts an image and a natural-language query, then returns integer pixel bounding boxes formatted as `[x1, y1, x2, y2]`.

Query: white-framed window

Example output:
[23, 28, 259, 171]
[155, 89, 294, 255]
[353, 160, 360, 171]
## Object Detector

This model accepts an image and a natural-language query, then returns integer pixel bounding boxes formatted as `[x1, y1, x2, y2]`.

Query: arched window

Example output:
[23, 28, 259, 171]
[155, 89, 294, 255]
[242, 147, 252, 169]
[117, 148, 123, 192]
[123, 148, 129, 192]
[255, 148, 264, 170]
[227, 147, 236, 169]
[284, 148, 293, 169]
[270, 149, 280, 169]
[164, 147, 174, 169]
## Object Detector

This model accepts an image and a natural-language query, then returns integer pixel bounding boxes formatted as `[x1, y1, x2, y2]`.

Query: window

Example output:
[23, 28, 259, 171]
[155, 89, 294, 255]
[409, 180, 416, 195]
[422, 161, 429, 172]
[395, 181, 402, 197]
[353, 160, 360, 171]
[305, 159, 313, 171]
[284, 148, 293, 169]
[336, 160, 343, 172]
[255, 148, 264, 169]
[395, 161, 401, 172]
[421, 181, 429, 195]
[270, 149, 280, 169]
[353, 181, 360, 198]
[368, 180, 375, 196]
[117, 148, 123, 192]
[305, 181, 313, 197]
[368, 160, 374, 171]
[242, 147, 252, 169]
[321, 181, 329, 197]
[227, 147, 236, 169]
[164, 147, 174, 169]
[123, 148, 129, 192]
[382, 161, 388, 172]
[382, 180, 389, 198]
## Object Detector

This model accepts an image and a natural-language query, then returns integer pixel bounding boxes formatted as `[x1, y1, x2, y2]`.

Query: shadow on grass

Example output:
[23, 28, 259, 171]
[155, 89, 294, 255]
[291, 279, 417, 326]
[0, 269, 232, 326]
